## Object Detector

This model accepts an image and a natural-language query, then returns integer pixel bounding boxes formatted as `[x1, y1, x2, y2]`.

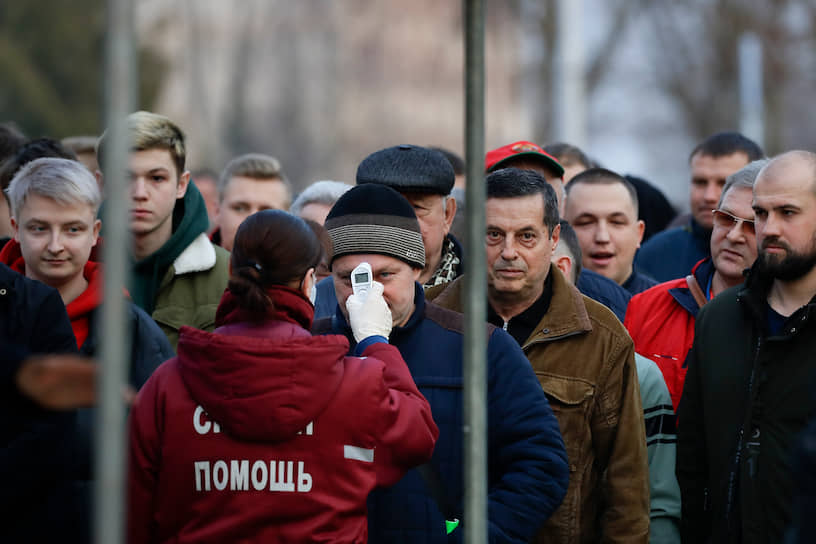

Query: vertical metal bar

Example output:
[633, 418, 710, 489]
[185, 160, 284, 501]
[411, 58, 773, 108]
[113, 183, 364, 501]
[739, 32, 764, 149]
[553, 0, 586, 146]
[96, 0, 136, 542]
[463, 0, 487, 542]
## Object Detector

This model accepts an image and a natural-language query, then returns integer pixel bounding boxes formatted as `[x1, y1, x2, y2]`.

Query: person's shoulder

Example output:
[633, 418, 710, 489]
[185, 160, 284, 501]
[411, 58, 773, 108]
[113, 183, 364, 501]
[173, 233, 229, 278]
[581, 293, 630, 334]
[576, 269, 630, 322]
[640, 226, 692, 253]
[423, 301, 465, 335]
[698, 283, 742, 318]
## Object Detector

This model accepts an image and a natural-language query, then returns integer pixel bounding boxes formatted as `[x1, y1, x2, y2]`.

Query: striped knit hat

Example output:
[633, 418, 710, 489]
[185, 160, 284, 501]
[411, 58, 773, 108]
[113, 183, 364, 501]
[324, 184, 425, 269]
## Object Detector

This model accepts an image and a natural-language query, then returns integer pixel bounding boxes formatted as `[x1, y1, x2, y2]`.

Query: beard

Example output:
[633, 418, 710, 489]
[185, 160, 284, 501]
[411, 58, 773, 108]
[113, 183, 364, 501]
[757, 237, 816, 281]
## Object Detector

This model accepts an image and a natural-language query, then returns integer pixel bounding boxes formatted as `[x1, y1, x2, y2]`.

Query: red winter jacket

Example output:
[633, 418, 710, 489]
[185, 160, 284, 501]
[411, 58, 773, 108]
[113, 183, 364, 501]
[127, 286, 437, 544]
[624, 259, 714, 411]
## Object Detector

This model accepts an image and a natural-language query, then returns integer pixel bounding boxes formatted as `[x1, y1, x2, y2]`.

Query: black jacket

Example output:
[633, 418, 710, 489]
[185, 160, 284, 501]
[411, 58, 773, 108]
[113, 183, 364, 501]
[0, 263, 86, 542]
[677, 263, 816, 543]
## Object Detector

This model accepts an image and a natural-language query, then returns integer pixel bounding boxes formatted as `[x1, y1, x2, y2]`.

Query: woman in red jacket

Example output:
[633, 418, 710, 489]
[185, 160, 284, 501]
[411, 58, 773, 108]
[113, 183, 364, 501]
[128, 210, 438, 543]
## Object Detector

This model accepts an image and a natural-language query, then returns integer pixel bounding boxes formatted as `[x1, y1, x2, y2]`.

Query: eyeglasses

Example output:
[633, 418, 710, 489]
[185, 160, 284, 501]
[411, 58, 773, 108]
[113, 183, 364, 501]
[711, 209, 755, 234]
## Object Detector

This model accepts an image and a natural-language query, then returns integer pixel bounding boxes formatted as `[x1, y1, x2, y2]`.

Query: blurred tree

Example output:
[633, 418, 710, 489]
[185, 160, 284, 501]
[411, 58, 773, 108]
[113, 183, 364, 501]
[0, 0, 165, 139]
[644, 0, 816, 153]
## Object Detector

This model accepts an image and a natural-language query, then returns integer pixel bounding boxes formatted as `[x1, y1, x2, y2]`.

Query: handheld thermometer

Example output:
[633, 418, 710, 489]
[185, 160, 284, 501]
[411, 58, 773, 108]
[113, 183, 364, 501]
[351, 262, 373, 298]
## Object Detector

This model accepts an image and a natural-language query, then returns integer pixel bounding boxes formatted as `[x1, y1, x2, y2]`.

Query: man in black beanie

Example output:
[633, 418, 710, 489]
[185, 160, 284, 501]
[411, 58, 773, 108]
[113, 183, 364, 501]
[313, 183, 569, 543]
[356, 144, 464, 287]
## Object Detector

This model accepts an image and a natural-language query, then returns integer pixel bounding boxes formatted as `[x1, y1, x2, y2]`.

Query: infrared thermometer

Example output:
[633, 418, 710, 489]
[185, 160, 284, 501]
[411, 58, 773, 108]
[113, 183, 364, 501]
[351, 262, 373, 298]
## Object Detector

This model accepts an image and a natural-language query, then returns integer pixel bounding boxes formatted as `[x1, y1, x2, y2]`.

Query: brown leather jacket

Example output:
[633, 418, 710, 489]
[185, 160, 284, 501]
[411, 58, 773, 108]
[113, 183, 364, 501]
[427, 266, 649, 543]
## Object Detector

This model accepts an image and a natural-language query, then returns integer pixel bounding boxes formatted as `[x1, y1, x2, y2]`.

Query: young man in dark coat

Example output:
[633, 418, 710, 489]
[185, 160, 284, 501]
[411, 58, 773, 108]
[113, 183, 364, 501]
[0, 260, 90, 542]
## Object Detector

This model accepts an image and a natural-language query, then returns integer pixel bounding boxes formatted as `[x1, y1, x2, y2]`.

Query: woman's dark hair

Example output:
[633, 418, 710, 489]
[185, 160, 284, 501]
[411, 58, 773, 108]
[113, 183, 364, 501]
[228, 210, 323, 315]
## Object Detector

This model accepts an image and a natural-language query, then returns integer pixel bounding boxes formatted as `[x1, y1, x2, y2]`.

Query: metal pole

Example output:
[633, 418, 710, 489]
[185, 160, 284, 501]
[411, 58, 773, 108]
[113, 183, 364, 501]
[739, 32, 764, 149]
[96, 0, 136, 541]
[463, 0, 487, 542]
[553, 0, 586, 146]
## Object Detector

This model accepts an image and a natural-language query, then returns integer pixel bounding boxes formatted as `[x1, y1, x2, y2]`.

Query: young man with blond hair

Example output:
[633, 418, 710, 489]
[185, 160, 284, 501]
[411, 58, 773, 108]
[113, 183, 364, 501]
[97, 111, 229, 349]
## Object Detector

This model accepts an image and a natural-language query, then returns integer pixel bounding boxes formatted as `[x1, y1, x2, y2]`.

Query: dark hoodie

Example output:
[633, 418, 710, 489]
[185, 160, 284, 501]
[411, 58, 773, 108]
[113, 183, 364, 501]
[128, 286, 437, 544]
[130, 180, 209, 314]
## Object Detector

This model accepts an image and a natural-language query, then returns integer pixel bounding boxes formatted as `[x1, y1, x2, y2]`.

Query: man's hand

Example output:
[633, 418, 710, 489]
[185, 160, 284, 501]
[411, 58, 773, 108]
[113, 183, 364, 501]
[15, 354, 97, 410]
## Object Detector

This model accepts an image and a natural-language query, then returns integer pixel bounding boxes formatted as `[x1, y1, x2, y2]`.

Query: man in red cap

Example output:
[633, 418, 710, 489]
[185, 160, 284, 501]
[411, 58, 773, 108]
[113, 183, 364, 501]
[485, 140, 566, 216]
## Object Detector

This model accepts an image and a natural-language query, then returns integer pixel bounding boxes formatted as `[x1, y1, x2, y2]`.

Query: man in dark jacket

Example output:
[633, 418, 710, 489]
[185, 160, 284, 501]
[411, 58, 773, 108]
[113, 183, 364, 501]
[678, 150, 816, 543]
[636, 132, 763, 282]
[314, 181, 569, 543]
[0, 261, 90, 542]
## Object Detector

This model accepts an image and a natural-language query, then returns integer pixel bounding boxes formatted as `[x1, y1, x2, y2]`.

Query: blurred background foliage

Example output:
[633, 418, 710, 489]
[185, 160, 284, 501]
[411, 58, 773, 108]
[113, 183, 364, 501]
[0, 0, 164, 139]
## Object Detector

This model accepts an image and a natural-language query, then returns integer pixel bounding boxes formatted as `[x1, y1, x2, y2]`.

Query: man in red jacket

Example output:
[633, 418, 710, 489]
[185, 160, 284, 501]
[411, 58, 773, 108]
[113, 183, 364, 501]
[624, 159, 766, 409]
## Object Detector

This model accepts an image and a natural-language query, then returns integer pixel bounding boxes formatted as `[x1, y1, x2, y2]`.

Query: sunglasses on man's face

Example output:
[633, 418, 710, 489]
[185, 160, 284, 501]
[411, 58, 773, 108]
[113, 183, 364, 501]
[711, 209, 755, 235]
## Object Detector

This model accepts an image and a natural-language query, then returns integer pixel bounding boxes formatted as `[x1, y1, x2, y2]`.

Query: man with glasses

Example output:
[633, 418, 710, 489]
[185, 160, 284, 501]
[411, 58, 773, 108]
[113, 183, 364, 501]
[624, 160, 767, 409]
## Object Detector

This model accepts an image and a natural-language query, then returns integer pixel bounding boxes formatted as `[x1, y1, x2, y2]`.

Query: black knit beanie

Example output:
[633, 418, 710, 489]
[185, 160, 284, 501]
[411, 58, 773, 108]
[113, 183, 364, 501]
[324, 184, 425, 269]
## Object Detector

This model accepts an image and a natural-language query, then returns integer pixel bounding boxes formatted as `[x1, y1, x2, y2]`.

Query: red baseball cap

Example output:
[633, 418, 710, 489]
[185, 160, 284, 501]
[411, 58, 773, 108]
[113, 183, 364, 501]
[484, 140, 565, 177]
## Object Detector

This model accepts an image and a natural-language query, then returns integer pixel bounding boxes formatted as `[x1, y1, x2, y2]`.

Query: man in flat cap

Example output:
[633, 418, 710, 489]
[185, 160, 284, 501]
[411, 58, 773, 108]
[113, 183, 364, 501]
[313, 144, 465, 318]
[356, 144, 464, 287]
[313, 181, 569, 543]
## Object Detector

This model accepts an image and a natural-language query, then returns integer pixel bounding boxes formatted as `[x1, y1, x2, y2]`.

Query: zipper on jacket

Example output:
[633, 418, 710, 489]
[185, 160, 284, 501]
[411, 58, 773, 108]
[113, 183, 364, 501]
[724, 334, 763, 533]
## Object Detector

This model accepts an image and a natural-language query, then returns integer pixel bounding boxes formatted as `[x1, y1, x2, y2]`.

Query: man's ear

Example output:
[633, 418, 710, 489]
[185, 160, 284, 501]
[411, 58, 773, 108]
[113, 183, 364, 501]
[443, 196, 457, 232]
[550, 222, 561, 251]
[176, 171, 191, 199]
[10, 216, 18, 241]
[553, 255, 574, 285]
[91, 219, 102, 246]
[636, 219, 645, 248]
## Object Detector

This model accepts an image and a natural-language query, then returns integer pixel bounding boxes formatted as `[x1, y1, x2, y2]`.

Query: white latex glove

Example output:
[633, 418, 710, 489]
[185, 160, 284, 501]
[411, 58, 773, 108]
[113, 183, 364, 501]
[346, 281, 393, 343]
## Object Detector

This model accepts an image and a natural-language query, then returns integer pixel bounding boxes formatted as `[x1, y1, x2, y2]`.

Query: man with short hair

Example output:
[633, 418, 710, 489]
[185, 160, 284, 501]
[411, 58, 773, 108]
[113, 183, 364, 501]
[211, 152, 291, 252]
[636, 131, 763, 282]
[565, 168, 657, 295]
[625, 160, 766, 409]
[2, 156, 174, 541]
[314, 182, 569, 543]
[678, 150, 816, 542]
[550, 219, 681, 543]
[289, 179, 352, 225]
[96, 111, 229, 349]
[428, 167, 649, 543]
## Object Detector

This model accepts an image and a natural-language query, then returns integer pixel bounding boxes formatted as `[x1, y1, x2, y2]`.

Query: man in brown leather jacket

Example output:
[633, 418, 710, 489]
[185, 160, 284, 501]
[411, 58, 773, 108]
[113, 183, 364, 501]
[427, 167, 649, 543]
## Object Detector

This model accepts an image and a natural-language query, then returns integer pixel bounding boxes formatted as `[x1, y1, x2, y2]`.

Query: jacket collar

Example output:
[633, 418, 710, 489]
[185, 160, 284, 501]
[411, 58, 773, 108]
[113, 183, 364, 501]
[522, 264, 592, 347]
[429, 265, 591, 345]
[668, 257, 715, 317]
[172, 232, 217, 276]
[736, 260, 816, 330]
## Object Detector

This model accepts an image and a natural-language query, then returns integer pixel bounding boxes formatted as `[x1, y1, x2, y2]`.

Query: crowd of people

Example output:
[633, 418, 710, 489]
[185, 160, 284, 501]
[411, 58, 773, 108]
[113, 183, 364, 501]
[2, 110, 816, 544]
